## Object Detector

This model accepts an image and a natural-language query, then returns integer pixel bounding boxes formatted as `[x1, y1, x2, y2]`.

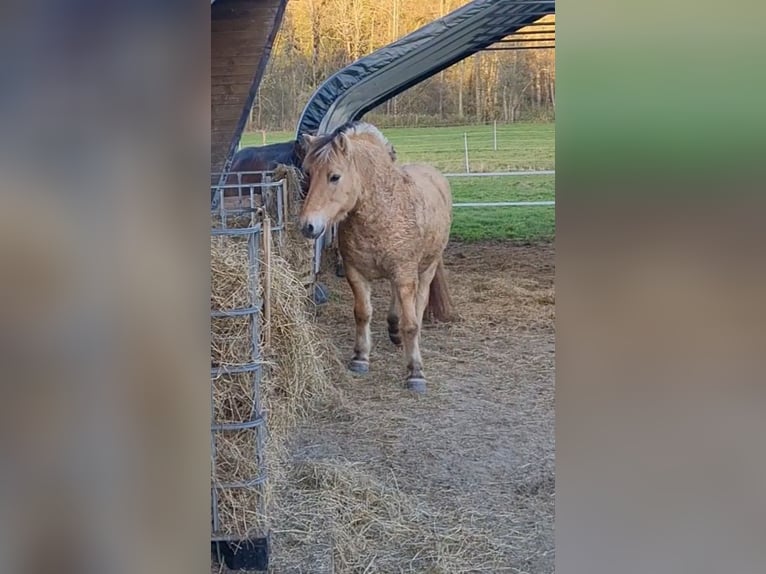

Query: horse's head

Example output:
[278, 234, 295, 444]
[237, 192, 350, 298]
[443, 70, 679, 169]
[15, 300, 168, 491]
[298, 131, 360, 239]
[298, 122, 396, 239]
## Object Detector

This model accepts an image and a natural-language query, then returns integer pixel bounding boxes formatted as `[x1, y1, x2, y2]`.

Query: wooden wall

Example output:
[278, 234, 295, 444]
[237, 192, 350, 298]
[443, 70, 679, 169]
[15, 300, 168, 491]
[211, 0, 289, 176]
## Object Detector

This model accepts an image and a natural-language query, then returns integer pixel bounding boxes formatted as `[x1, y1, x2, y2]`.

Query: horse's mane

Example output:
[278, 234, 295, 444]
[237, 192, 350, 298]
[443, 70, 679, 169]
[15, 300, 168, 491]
[305, 121, 397, 165]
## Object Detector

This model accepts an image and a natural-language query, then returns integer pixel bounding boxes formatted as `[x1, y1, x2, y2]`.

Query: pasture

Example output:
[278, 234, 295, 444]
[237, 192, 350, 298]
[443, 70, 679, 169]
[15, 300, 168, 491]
[241, 122, 555, 242]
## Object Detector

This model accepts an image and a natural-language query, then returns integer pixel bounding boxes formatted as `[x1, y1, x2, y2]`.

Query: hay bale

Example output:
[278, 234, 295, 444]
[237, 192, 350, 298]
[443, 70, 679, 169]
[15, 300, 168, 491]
[273, 164, 315, 291]
[272, 163, 304, 217]
[262, 253, 335, 432]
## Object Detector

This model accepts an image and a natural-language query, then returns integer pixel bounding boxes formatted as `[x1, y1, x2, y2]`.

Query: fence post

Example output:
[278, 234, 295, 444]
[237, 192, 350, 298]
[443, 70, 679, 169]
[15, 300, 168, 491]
[493, 120, 497, 151]
[463, 132, 470, 173]
[261, 130, 267, 146]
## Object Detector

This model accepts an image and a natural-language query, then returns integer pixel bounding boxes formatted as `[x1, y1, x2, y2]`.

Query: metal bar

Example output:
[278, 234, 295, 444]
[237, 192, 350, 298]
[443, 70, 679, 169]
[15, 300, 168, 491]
[211, 225, 263, 237]
[213, 474, 268, 489]
[211, 416, 266, 432]
[453, 201, 554, 208]
[211, 170, 273, 177]
[211, 303, 263, 318]
[213, 182, 281, 190]
[211, 362, 265, 377]
[444, 170, 554, 177]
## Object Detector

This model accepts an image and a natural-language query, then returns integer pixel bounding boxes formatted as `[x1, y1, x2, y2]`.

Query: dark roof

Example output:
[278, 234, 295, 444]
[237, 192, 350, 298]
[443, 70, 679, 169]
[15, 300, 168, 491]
[296, 0, 555, 136]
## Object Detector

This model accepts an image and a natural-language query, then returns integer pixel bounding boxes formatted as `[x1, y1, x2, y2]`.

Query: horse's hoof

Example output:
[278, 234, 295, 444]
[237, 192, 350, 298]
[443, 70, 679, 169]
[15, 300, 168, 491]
[313, 283, 330, 305]
[388, 333, 402, 346]
[406, 377, 427, 394]
[348, 359, 369, 374]
[335, 263, 346, 278]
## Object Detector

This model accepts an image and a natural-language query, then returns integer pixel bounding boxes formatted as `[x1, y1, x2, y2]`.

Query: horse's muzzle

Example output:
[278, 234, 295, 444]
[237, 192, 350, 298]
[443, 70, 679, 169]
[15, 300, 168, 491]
[300, 221, 324, 239]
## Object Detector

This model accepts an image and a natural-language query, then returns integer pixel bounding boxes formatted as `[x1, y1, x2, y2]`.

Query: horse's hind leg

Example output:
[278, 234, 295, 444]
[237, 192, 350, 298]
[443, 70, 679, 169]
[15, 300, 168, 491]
[346, 266, 372, 374]
[387, 286, 402, 346]
[416, 260, 439, 322]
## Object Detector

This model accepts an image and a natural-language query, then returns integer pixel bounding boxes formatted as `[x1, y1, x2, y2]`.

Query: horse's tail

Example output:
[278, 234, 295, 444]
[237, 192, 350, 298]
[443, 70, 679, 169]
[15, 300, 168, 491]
[426, 257, 455, 323]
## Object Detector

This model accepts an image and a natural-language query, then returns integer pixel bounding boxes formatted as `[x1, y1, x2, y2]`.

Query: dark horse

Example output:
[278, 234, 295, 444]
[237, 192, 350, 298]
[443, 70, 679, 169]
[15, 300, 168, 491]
[213, 140, 306, 205]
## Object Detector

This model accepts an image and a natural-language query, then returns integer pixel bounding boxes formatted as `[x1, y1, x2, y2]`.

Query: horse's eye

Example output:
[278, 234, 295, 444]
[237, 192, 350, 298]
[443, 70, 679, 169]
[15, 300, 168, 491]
[329, 173, 341, 183]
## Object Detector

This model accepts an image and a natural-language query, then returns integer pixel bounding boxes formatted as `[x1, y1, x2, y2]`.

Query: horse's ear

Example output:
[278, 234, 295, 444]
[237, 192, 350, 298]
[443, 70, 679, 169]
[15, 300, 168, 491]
[300, 133, 317, 151]
[336, 132, 352, 155]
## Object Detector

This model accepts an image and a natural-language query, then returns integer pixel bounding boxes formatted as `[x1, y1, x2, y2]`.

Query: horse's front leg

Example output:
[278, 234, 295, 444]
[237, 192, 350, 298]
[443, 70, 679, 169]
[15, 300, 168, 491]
[394, 279, 426, 393]
[345, 265, 372, 373]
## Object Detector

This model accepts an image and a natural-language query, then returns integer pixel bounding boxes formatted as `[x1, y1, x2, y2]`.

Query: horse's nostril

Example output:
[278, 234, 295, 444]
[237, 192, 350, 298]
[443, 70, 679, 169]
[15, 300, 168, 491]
[301, 223, 315, 238]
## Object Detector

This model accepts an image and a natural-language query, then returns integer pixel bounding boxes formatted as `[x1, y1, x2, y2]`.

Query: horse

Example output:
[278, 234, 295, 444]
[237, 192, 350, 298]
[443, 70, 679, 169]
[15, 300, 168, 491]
[215, 140, 306, 209]
[298, 121, 453, 393]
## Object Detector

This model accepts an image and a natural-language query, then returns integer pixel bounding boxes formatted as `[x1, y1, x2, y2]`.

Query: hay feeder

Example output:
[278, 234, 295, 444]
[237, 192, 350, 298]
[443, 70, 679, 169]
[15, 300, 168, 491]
[210, 174, 285, 570]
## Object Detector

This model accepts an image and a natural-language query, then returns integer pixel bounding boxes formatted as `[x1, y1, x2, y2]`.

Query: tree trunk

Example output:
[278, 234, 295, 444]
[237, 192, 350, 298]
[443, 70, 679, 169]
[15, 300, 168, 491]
[535, 73, 542, 108]
[549, 77, 555, 107]
[502, 85, 508, 122]
[474, 53, 481, 122]
[310, 0, 321, 86]
[257, 88, 261, 127]
[439, 71, 444, 119]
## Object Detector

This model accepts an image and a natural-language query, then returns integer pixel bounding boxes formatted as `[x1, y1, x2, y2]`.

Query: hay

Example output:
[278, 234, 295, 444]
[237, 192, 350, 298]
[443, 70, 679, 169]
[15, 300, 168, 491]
[270, 461, 514, 573]
[272, 163, 304, 216]
[265, 241, 555, 573]
[273, 163, 315, 291]
[211, 214, 336, 541]
[262, 253, 336, 436]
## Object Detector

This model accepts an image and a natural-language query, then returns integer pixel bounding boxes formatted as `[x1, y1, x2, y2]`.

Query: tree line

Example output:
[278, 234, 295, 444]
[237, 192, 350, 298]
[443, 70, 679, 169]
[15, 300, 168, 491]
[252, 0, 555, 131]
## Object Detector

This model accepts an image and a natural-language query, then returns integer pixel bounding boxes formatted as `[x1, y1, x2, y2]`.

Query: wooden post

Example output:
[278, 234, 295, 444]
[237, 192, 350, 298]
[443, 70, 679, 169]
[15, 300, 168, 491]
[281, 177, 289, 219]
[463, 132, 470, 173]
[262, 215, 272, 348]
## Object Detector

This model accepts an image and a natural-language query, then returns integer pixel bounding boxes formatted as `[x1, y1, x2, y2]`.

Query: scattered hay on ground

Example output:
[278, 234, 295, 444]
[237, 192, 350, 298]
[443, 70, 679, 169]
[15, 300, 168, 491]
[265, 240, 555, 573]
[270, 460, 516, 573]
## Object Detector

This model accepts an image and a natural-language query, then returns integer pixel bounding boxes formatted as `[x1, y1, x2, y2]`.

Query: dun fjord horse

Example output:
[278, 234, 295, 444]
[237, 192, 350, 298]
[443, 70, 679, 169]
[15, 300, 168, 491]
[299, 121, 453, 393]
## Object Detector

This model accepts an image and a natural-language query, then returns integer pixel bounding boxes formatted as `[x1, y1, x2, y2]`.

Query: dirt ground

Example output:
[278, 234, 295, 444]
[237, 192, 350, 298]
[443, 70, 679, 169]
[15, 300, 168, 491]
[258, 240, 555, 573]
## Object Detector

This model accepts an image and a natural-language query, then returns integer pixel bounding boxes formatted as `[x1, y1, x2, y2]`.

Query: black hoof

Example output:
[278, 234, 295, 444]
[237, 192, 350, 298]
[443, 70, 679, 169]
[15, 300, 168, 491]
[406, 377, 427, 394]
[313, 283, 330, 305]
[388, 333, 402, 346]
[348, 359, 369, 374]
[335, 263, 346, 278]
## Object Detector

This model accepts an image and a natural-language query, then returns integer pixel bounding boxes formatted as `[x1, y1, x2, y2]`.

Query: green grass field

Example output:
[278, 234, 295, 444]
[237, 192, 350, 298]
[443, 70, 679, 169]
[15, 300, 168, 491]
[240, 122, 555, 241]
